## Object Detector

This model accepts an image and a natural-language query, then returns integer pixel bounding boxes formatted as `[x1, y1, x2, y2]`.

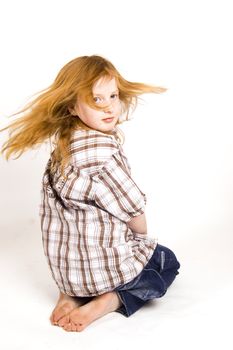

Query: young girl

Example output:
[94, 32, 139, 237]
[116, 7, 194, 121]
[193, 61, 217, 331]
[1, 55, 180, 332]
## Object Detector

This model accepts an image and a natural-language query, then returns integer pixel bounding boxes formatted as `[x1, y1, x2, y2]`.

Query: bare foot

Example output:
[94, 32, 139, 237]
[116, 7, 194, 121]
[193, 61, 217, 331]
[50, 292, 86, 326]
[59, 291, 122, 332]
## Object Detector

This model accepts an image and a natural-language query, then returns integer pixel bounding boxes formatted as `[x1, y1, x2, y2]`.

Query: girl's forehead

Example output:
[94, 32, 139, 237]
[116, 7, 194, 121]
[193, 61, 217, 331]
[92, 76, 118, 94]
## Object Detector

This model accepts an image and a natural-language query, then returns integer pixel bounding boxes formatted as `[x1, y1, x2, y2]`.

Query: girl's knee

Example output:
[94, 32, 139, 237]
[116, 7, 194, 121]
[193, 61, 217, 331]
[157, 244, 180, 272]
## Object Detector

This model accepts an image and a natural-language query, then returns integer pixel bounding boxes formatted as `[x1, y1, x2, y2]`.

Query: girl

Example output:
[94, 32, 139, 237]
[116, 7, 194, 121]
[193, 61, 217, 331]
[1, 55, 180, 332]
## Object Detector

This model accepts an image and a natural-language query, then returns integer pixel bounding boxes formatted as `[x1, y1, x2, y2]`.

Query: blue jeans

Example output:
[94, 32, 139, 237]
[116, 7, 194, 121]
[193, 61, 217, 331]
[115, 244, 180, 317]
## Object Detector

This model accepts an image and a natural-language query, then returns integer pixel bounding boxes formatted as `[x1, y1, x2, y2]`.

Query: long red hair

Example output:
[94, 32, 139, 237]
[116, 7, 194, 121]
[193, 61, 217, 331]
[1, 55, 166, 172]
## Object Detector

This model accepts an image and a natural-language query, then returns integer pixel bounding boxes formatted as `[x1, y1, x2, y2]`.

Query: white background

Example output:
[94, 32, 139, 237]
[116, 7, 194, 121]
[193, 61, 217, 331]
[0, 0, 232, 349]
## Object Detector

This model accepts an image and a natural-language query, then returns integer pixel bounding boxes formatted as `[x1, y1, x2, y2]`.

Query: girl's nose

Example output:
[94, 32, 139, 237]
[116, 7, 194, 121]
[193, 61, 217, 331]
[104, 103, 114, 114]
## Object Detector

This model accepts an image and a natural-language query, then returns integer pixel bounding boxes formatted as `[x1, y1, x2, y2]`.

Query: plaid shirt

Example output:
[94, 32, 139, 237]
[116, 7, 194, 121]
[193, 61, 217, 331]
[39, 128, 157, 296]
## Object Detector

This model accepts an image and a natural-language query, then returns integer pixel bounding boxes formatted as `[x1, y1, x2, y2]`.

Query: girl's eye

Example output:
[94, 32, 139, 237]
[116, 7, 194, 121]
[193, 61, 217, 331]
[93, 94, 119, 104]
[111, 93, 119, 99]
[93, 96, 102, 103]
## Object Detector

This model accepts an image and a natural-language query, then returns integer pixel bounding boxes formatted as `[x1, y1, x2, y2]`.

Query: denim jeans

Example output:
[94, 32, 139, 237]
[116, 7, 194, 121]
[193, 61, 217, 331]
[115, 244, 180, 317]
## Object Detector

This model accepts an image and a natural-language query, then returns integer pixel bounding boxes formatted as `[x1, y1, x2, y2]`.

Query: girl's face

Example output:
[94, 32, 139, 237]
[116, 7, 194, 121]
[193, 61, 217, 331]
[72, 76, 122, 133]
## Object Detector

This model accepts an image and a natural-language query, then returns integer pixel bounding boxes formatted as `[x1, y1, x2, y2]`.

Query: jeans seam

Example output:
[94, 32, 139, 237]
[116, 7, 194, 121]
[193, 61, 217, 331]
[161, 250, 165, 271]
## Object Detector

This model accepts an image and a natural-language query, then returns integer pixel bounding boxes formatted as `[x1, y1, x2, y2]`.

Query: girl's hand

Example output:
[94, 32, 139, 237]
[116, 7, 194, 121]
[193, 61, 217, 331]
[127, 213, 147, 235]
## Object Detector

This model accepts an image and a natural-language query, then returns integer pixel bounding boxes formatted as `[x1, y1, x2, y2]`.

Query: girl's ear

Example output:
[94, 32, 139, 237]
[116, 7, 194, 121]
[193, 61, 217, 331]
[68, 106, 74, 115]
[68, 105, 77, 116]
[69, 99, 79, 116]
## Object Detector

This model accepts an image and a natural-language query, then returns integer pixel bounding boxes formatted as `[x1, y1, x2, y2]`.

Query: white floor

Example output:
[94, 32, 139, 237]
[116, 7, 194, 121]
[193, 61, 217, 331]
[1, 219, 232, 350]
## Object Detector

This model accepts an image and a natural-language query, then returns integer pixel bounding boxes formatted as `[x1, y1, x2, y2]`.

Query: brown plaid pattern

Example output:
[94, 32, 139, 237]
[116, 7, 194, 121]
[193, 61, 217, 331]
[39, 128, 157, 296]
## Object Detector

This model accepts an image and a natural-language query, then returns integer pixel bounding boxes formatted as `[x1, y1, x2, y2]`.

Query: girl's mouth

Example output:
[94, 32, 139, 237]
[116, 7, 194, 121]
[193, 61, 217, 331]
[102, 117, 114, 123]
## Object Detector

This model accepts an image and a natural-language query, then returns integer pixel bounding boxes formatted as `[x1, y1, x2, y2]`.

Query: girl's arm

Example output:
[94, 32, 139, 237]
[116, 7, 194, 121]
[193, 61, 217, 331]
[127, 213, 147, 235]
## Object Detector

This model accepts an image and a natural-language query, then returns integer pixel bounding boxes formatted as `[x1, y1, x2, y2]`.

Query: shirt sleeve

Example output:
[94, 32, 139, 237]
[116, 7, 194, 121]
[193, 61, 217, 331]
[92, 149, 147, 223]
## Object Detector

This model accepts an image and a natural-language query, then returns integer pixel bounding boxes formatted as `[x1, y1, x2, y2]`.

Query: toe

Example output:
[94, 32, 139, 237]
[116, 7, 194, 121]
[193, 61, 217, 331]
[63, 323, 72, 332]
[53, 305, 71, 323]
[50, 312, 58, 325]
[58, 315, 70, 327]
[63, 322, 77, 332]
[76, 323, 86, 332]
[71, 322, 78, 332]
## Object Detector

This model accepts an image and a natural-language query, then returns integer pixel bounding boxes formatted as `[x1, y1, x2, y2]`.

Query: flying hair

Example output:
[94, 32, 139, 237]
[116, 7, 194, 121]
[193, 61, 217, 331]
[0, 55, 166, 173]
